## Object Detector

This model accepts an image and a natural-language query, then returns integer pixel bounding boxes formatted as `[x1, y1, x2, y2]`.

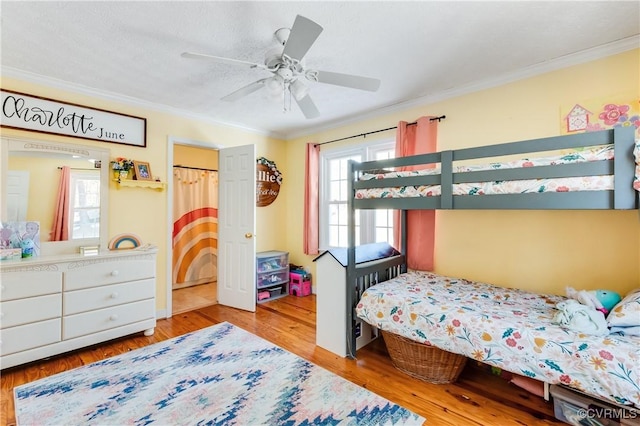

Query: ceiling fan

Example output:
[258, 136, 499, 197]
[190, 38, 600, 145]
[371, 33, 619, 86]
[181, 15, 381, 119]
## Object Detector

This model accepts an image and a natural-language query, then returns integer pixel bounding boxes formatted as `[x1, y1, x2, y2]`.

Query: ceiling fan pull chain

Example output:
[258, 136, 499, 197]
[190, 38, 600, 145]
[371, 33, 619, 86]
[282, 83, 288, 113]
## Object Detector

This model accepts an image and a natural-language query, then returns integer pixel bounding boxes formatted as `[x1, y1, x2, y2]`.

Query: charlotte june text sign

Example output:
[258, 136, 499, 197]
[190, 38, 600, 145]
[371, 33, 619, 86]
[1, 89, 146, 147]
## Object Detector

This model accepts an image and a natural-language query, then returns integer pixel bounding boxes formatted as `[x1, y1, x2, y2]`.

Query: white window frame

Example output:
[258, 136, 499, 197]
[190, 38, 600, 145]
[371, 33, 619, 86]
[319, 140, 395, 250]
[68, 169, 101, 240]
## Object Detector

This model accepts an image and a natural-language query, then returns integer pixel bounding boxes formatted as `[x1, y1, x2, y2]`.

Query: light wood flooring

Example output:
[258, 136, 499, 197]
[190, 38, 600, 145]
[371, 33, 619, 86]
[1, 295, 561, 425]
[172, 281, 217, 314]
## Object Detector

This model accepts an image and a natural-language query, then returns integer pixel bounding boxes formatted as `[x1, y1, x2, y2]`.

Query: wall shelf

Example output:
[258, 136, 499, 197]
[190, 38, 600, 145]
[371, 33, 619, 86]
[115, 179, 166, 191]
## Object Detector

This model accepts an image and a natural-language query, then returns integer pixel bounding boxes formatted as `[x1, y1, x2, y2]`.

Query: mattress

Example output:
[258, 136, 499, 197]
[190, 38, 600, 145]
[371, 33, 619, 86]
[634, 139, 640, 191]
[356, 142, 640, 199]
[355, 270, 640, 408]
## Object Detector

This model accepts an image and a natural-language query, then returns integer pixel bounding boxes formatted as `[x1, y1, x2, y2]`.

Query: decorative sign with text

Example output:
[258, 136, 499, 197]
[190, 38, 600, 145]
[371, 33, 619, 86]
[1, 89, 147, 147]
[256, 157, 282, 207]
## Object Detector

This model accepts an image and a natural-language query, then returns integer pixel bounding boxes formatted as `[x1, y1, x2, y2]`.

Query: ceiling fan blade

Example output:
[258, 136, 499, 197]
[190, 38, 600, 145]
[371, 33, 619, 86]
[282, 15, 323, 62]
[315, 70, 381, 92]
[181, 52, 264, 69]
[221, 79, 267, 102]
[295, 94, 320, 119]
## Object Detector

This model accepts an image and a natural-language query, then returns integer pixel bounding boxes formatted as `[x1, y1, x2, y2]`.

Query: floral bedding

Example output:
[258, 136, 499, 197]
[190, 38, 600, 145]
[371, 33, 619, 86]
[355, 142, 640, 199]
[355, 271, 640, 408]
[634, 140, 640, 191]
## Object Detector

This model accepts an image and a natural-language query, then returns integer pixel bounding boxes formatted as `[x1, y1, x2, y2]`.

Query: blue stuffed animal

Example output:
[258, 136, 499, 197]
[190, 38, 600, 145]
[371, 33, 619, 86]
[593, 290, 622, 314]
[566, 287, 621, 316]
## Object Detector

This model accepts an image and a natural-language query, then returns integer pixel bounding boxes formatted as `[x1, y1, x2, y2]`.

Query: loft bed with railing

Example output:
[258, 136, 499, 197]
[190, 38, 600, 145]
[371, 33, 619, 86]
[341, 127, 640, 409]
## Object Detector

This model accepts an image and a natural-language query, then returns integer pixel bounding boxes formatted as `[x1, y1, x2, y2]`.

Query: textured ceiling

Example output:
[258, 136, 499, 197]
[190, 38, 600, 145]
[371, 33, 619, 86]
[2, 1, 639, 140]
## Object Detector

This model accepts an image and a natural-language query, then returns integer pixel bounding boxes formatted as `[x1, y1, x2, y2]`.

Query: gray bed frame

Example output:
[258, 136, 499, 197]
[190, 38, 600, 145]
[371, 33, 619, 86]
[343, 127, 638, 358]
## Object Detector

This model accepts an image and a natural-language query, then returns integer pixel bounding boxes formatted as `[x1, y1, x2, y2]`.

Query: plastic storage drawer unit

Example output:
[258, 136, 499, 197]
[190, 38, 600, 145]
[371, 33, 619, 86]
[550, 385, 639, 426]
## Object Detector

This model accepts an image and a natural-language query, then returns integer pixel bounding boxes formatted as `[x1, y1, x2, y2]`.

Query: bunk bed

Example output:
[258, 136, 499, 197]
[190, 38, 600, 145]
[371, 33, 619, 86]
[341, 127, 640, 409]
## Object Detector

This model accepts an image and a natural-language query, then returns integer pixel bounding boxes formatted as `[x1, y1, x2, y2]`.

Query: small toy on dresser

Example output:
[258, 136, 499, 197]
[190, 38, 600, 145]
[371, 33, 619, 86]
[0, 248, 22, 261]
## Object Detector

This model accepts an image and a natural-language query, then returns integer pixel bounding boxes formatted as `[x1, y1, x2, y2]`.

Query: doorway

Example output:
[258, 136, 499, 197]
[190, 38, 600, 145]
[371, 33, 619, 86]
[171, 143, 219, 314]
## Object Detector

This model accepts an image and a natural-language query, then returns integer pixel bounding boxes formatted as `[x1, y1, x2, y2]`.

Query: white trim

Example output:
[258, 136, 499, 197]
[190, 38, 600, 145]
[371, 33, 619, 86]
[1, 66, 277, 139]
[319, 140, 395, 250]
[285, 36, 640, 140]
[3, 36, 637, 141]
[165, 135, 223, 318]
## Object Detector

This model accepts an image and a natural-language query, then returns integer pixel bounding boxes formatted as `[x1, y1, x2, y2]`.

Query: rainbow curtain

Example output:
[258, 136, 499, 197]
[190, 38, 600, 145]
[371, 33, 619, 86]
[172, 168, 218, 289]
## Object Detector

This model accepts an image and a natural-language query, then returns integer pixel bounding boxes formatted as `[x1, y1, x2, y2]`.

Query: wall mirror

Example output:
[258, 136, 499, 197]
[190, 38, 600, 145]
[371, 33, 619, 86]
[1, 137, 110, 256]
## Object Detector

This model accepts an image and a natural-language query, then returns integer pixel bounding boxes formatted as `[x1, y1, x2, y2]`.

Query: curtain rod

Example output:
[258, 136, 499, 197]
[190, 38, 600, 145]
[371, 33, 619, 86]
[58, 166, 98, 170]
[173, 165, 218, 172]
[316, 115, 446, 146]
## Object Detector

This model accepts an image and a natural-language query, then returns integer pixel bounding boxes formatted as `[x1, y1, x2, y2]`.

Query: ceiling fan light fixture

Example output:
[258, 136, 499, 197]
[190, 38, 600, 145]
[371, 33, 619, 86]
[265, 47, 284, 70]
[183, 15, 378, 119]
[274, 28, 290, 46]
[265, 75, 284, 94]
[290, 79, 309, 101]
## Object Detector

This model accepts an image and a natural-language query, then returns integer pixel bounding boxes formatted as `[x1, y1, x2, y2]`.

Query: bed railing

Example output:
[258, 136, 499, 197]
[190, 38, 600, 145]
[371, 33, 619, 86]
[345, 254, 406, 358]
[343, 127, 638, 357]
[350, 127, 637, 210]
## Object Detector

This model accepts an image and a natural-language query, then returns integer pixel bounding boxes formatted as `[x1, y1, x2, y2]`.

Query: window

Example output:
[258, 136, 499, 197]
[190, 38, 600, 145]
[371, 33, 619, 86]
[69, 170, 101, 240]
[319, 141, 395, 249]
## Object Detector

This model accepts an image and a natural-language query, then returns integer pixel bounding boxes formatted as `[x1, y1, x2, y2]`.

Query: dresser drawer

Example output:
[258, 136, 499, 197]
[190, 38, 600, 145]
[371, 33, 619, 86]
[0, 271, 62, 301]
[0, 318, 61, 356]
[63, 299, 155, 340]
[63, 279, 155, 316]
[65, 258, 155, 291]
[0, 294, 62, 329]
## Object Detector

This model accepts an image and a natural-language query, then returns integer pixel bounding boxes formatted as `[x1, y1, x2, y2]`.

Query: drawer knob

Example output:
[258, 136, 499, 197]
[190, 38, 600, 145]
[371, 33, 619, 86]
[109, 314, 118, 321]
[110, 292, 119, 299]
[111, 270, 119, 277]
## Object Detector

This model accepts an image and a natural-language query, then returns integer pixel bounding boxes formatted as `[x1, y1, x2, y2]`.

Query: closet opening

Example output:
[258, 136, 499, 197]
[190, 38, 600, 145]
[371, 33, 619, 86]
[171, 144, 219, 314]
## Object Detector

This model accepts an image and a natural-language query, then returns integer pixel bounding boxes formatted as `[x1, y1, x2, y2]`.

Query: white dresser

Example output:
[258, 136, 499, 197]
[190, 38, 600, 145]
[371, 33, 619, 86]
[0, 247, 157, 369]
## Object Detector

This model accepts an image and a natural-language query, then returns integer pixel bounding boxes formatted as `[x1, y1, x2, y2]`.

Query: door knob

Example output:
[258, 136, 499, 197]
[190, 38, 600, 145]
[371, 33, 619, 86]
[245, 233, 253, 239]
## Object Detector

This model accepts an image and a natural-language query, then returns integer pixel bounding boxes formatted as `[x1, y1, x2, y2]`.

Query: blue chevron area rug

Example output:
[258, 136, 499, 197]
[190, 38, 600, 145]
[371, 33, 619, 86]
[14, 321, 424, 425]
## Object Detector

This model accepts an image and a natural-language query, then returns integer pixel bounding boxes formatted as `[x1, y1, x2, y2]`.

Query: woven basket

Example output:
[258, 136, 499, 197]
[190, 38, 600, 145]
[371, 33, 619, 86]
[381, 330, 467, 384]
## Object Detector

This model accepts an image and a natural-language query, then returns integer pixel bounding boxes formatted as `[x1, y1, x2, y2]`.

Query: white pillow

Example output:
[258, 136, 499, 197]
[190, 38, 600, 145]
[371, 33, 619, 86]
[607, 288, 640, 328]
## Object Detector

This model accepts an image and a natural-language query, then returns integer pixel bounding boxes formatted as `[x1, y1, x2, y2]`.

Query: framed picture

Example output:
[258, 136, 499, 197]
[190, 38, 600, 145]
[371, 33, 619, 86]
[133, 161, 152, 181]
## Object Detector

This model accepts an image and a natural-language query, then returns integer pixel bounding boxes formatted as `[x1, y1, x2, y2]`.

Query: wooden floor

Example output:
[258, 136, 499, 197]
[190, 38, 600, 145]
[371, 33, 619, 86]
[172, 281, 218, 314]
[1, 295, 561, 425]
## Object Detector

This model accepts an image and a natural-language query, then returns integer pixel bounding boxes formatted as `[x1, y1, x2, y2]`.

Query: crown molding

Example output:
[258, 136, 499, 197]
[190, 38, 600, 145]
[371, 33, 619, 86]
[2, 35, 637, 142]
[285, 35, 640, 140]
[0, 66, 281, 139]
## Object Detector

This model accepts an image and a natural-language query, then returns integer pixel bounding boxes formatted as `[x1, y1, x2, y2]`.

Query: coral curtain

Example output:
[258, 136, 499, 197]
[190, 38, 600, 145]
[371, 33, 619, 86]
[172, 168, 219, 289]
[303, 143, 320, 255]
[51, 166, 70, 241]
[393, 116, 438, 271]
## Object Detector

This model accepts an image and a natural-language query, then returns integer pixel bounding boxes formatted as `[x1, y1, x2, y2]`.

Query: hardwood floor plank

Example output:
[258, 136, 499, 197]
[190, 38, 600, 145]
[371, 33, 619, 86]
[0, 295, 561, 426]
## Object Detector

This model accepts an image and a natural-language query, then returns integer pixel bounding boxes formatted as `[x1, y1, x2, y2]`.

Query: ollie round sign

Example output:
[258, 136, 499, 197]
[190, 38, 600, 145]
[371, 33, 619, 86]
[256, 157, 282, 207]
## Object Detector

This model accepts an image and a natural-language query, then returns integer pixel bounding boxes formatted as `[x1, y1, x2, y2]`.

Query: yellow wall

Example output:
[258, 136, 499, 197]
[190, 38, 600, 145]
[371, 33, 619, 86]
[286, 49, 640, 296]
[1, 76, 288, 311]
[174, 145, 219, 170]
[2, 49, 638, 310]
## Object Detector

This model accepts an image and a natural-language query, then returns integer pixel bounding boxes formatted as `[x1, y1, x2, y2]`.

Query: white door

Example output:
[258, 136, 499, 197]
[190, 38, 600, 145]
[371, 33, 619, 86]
[6, 171, 29, 221]
[217, 144, 256, 312]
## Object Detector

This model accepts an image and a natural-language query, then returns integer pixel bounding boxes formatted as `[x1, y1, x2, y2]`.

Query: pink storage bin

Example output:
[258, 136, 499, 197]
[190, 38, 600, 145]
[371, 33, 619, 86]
[289, 272, 312, 297]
